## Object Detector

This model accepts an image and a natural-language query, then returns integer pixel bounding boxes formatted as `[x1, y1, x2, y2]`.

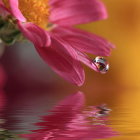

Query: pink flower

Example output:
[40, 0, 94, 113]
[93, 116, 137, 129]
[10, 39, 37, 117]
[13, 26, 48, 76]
[21, 92, 117, 140]
[0, 0, 114, 86]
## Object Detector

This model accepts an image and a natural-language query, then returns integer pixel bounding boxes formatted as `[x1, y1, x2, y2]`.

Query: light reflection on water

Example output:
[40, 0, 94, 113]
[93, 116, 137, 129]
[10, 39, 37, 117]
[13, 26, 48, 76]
[103, 89, 140, 140]
[1, 89, 140, 140]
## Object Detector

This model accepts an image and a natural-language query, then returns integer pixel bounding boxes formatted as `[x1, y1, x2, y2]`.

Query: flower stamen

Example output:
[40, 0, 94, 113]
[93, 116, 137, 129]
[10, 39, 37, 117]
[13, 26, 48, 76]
[2, 0, 50, 29]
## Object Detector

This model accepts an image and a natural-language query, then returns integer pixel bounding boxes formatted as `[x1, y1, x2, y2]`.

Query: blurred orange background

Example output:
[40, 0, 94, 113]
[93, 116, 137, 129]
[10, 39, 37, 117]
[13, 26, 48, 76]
[77, 0, 140, 139]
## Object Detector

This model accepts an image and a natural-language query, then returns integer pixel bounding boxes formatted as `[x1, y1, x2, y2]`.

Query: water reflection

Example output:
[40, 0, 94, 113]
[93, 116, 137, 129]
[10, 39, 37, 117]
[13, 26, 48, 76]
[107, 89, 140, 140]
[0, 44, 140, 139]
[20, 92, 117, 140]
[1, 91, 117, 140]
[2, 91, 60, 132]
[1, 87, 140, 139]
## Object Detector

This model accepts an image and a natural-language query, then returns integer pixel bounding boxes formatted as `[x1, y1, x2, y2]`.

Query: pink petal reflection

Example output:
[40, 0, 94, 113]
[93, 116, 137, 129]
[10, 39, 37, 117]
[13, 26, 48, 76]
[0, 91, 6, 112]
[0, 65, 6, 112]
[21, 92, 117, 140]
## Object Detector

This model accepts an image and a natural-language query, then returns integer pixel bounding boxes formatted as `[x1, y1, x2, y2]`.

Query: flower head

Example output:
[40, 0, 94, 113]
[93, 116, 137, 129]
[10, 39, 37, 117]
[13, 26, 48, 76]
[0, 0, 115, 86]
[21, 92, 117, 140]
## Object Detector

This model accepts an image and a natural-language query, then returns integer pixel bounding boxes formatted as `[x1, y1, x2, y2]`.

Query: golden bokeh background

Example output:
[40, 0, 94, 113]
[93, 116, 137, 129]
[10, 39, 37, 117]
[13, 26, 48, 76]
[77, 0, 140, 139]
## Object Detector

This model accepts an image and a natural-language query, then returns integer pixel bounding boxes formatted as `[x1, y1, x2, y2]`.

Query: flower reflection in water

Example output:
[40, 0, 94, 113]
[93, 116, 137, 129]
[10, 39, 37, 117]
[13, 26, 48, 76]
[0, 64, 6, 119]
[21, 92, 117, 140]
[0, 64, 16, 139]
[0, 65, 117, 139]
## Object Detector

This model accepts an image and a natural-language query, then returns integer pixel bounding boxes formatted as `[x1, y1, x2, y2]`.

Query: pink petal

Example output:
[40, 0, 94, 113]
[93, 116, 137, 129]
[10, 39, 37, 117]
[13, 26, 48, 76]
[77, 52, 99, 72]
[34, 92, 85, 132]
[0, 0, 4, 5]
[51, 27, 114, 56]
[20, 92, 118, 140]
[17, 21, 51, 47]
[63, 126, 117, 139]
[9, 0, 26, 22]
[35, 37, 85, 86]
[49, 0, 107, 26]
[21, 92, 85, 140]
[20, 132, 48, 140]
[0, 3, 11, 16]
[57, 92, 85, 109]
[86, 125, 118, 139]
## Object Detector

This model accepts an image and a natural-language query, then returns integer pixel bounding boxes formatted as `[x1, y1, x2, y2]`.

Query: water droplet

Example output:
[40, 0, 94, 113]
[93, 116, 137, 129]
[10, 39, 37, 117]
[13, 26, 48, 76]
[93, 56, 109, 74]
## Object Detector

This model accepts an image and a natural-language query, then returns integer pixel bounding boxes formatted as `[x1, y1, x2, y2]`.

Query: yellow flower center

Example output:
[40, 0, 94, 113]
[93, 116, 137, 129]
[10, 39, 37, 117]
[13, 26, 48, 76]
[2, 0, 50, 29]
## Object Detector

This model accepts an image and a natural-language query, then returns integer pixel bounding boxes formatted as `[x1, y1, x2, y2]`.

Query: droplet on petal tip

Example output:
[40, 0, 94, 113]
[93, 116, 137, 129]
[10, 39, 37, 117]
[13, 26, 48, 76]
[92, 56, 109, 74]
